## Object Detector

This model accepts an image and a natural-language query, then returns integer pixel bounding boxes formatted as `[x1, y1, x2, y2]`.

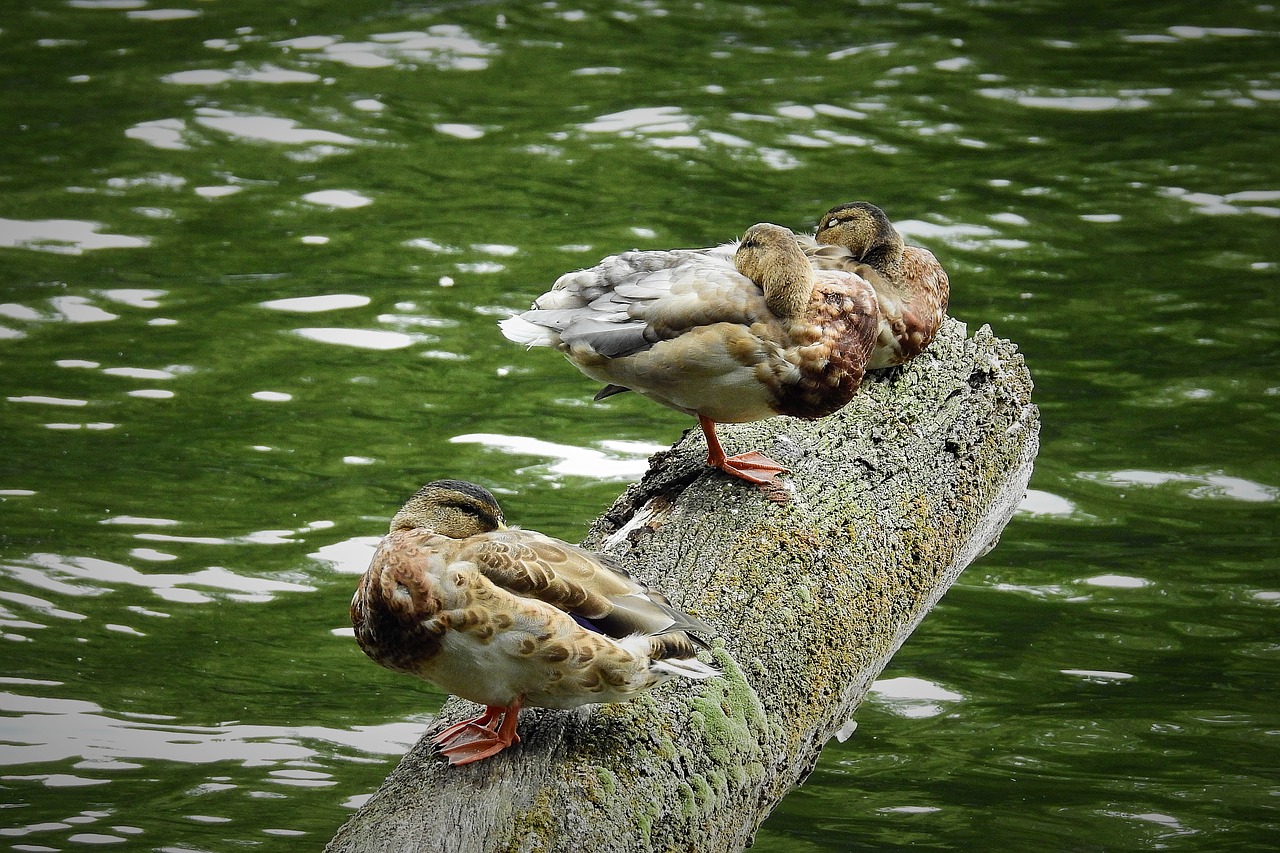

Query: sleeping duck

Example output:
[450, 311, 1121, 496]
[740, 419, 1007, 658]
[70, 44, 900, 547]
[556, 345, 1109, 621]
[350, 479, 716, 766]
[800, 202, 950, 369]
[500, 223, 880, 485]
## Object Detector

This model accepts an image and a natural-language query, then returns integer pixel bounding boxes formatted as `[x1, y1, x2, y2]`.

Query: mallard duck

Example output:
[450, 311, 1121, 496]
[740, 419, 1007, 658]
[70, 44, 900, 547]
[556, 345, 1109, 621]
[500, 223, 880, 485]
[799, 202, 950, 369]
[350, 479, 716, 766]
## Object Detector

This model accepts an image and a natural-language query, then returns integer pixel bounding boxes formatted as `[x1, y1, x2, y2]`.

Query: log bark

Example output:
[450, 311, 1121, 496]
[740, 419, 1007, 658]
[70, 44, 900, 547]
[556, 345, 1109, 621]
[327, 320, 1039, 853]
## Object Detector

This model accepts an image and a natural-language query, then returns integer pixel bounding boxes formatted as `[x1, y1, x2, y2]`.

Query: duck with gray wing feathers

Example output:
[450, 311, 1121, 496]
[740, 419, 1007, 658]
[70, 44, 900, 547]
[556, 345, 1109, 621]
[350, 480, 717, 766]
[500, 223, 880, 486]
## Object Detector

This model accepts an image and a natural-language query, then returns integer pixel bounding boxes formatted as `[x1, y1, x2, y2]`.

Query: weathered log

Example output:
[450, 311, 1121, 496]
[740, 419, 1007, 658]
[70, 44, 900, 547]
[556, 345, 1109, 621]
[327, 320, 1038, 853]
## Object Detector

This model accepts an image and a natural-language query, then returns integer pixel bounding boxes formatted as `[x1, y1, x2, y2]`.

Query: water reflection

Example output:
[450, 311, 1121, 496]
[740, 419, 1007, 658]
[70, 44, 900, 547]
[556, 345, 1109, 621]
[192, 108, 359, 146]
[0, 218, 149, 255]
[163, 65, 320, 86]
[866, 676, 964, 719]
[301, 190, 372, 209]
[1080, 469, 1279, 502]
[1161, 187, 1280, 217]
[274, 26, 497, 71]
[2, 553, 312, 605]
[66, 0, 145, 8]
[0, 688, 420, 773]
[450, 433, 665, 480]
[291, 328, 418, 350]
[1015, 488, 1079, 518]
[979, 88, 1163, 111]
[127, 8, 202, 21]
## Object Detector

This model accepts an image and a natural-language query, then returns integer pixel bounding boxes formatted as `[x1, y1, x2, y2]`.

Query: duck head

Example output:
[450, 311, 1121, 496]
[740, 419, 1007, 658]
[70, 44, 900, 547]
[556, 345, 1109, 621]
[390, 479, 507, 538]
[735, 222, 814, 319]
[815, 202, 905, 274]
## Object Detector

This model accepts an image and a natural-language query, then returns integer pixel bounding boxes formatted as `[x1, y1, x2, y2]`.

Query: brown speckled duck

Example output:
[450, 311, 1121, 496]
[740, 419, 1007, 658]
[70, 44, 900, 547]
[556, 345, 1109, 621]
[799, 202, 950, 369]
[350, 480, 716, 766]
[500, 223, 880, 485]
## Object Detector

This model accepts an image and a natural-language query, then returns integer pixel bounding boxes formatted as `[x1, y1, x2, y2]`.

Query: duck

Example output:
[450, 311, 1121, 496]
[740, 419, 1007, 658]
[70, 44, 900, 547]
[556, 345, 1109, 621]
[350, 479, 717, 766]
[798, 201, 950, 369]
[499, 222, 880, 486]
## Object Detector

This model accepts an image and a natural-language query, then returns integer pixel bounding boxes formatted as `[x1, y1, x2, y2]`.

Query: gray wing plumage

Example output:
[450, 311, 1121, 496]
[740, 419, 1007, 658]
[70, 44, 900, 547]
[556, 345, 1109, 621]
[502, 242, 750, 362]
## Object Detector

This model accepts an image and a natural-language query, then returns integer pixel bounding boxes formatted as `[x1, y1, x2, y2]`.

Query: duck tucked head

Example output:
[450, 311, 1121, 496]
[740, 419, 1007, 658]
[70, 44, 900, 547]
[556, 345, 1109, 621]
[735, 222, 814, 319]
[816, 202, 905, 275]
[390, 479, 506, 538]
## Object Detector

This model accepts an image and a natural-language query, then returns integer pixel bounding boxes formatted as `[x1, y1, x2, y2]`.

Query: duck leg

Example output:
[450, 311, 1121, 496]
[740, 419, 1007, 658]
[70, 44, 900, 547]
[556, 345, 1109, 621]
[432, 699, 523, 766]
[699, 415, 788, 485]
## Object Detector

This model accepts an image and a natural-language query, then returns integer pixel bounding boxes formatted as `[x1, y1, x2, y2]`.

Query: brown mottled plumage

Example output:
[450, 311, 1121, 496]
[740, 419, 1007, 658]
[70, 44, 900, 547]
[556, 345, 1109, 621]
[499, 223, 879, 486]
[350, 480, 716, 766]
[800, 201, 950, 369]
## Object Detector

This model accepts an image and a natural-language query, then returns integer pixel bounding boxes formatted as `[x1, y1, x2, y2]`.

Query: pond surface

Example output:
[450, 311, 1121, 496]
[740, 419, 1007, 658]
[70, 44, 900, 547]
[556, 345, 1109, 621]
[2, 0, 1277, 850]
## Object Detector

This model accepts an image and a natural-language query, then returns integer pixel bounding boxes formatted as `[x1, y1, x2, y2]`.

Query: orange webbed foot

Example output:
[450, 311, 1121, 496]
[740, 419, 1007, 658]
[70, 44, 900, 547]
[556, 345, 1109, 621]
[712, 450, 789, 485]
[431, 701, 522, 767]
[431, 705, 504, 748]
[438, 732, 517, 766]
[699, 415, 790, 487]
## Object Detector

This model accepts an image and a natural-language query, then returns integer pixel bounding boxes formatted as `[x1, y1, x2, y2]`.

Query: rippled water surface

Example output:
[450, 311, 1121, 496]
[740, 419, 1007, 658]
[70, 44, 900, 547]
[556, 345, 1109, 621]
[2, 1, 1277, 850]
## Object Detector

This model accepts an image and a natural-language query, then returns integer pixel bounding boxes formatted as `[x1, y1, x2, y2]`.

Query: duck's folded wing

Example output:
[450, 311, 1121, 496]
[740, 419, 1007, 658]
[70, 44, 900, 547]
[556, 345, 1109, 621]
[461, 532, 713, 640]
[514, 312, 660, 359]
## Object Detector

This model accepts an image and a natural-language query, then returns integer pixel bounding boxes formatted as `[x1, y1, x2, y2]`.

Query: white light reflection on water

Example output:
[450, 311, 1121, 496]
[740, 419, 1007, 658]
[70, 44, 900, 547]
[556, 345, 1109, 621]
[1161, 187, 1280, 218]
[1082, 574, 1150, 589]
[1016, 488, 1078, 518]
[308, 537, 381, 575]
[291, 328, 417, 350]
[2, 554, 313, 605]
[163, 65, 319, 85]
[404, 237, 461, 254]
[896, 218, 1030, 251]
[7, 396, 89, 407]
[450, 433, 665, 480]
[102, 367, 179, 380]
[192, 109, 358, 146]
[0, 218, 149, 255]
[126, 117, 190, 150]
[52, 295, 119, 323]
[581, 106, 694, 136]
[195, 184, 243, 198]
[274, 26, 498, 72]
[575, 106, 801, 167]
[66, 0, 145, 8]
[301, 190, 372, 209]
[436, 123, 485, 140]
[44, 422, 116, 431]
[866, 676, 964, 719]
[260, 294, 370, 313]
[1079, 469, 1280, 502]
[0, 690, 423, 771]
[979, 87, 1170, 111]
[127, 8, 201, 21]
[1125, 26, 1267, 43]
[100, 288, 165, 308]
[1, 304, 43, 322]
[1061, 669, 1135, 682]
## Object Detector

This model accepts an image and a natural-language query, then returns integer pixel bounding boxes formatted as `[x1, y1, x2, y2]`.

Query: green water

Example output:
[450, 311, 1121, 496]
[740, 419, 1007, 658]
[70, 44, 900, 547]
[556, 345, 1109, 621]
[1, 0, 1277, 850]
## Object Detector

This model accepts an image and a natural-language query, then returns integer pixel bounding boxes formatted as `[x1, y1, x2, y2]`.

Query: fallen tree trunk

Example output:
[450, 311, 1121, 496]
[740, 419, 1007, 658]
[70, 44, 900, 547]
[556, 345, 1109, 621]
[327, 319, 1038, 853]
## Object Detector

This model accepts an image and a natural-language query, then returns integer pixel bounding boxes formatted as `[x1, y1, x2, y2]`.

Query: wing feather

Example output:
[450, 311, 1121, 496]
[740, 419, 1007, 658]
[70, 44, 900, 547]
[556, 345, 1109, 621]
[460, 531, 712, 641]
